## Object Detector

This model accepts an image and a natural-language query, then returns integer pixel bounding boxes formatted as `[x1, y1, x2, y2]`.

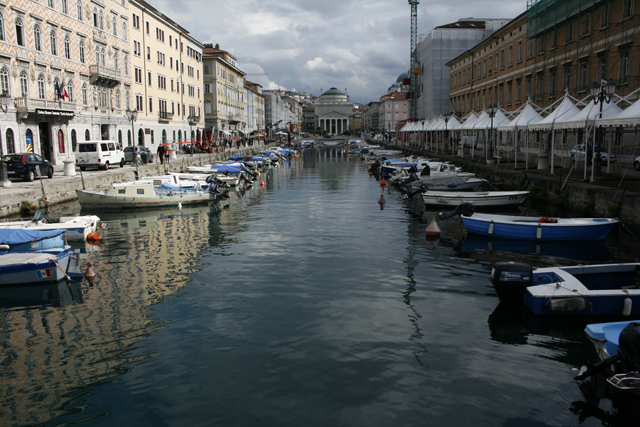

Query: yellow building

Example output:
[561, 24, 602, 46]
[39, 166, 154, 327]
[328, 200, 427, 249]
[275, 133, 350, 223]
[203, 44, 245, 139]
[129, 0, 204, 149]
[0, 0, 132, 164]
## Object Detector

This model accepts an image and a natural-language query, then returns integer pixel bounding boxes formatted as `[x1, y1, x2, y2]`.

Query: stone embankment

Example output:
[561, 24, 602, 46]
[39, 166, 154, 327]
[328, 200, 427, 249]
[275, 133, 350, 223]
[0, 146, 263, 219]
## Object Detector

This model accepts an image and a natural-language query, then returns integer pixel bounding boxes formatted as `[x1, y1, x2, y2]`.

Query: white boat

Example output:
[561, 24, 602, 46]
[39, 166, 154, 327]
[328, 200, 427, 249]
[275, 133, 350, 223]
[0, 251, 82, 285]
[0, 214, 100, 241]
[422, 190, 529, 207]
[76, 182, 212, 209]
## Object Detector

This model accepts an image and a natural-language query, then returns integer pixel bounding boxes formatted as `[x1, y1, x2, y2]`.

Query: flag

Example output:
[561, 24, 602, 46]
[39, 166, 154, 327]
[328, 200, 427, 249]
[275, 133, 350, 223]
[62, 87, 69, 101]
[54, 81, 62, 100]
[59, 81, 69, 100]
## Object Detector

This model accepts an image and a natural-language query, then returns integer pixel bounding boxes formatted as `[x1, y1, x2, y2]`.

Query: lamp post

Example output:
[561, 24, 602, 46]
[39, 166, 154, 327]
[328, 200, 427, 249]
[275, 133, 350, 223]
[589, 79, 616, 181]
[421, 119, 425, 149]
[0, 91, 11, 187]
[487, 104, 498, 163]
[126, 108, 138, 147]
[444, 112, 451, 155]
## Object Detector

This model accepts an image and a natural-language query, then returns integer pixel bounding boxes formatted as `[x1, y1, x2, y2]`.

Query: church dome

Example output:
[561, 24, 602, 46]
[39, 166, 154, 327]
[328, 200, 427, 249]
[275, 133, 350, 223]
[396, 72, 408, 83]
[322, 87, 345, 96]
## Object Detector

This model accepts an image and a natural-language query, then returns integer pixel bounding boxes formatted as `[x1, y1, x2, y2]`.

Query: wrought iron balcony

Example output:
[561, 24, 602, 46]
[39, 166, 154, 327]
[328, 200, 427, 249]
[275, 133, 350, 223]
[158, 111, 174, 121]
[14, 97, 76, 114]
[89, 64, 122, 87]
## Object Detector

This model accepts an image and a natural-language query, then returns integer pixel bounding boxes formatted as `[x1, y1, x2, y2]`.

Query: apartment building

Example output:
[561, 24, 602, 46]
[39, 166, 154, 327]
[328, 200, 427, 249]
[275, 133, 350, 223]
[0, 0, 132, 164]
[129, 0, 204, 149]
[244, 80, 264, 136]
[203, 43, 245, 139]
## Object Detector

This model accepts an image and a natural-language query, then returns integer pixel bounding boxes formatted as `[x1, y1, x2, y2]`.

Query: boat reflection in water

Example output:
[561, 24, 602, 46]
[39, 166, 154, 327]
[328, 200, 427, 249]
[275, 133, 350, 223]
[460, 234, 614, 262]
[88, 205, 213, 232]
[0, 280, 84, 309]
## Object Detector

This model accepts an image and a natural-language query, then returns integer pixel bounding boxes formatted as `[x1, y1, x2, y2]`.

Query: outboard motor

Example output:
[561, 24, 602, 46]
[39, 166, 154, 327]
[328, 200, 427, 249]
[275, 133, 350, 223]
[398, 172, 419, 188]
[490, 261, 534, 304]
[438, 202, 475, 220]
[405, 184, 428, 199]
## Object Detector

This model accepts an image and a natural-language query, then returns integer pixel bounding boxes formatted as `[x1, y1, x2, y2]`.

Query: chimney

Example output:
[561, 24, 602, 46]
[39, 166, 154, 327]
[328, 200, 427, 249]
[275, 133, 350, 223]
[215, 43, 220, 49]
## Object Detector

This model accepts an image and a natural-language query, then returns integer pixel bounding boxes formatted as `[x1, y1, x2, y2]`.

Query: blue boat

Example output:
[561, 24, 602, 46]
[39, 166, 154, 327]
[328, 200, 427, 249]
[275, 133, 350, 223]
[462, 213, 618, 241]
[0, 229, 69, 253]
[0, 251, 83, 285]
[491, 261, 640, 316]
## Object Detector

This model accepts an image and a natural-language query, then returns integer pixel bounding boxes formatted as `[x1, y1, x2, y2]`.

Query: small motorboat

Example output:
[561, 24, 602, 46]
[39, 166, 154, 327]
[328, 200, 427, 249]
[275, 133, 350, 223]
[0, 212, 100, 241]
[461, 213, 618, 241]
[0, 229, 69, 253]
[422, 190, 529, 207]
[575, 321, 640, 394]
[0, 250, 82, 285]
[490, 261, 640, 316]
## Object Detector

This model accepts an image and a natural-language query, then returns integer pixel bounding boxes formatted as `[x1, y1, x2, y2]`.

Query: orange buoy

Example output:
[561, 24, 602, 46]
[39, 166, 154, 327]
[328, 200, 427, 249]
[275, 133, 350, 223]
[260, 180, 265, 187]
[426, 217, 441, 239]
[87, 231, 100, 241]
[380, 177, 386, 189]
[369, 171, 373, 177]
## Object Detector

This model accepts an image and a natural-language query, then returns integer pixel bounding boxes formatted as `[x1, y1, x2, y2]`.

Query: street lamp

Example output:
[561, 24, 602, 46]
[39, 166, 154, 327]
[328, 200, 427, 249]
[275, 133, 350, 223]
[126, 108, 138, 147]
[444, 112, 451, 155]
[0, 91, 11, 187]
[487, 104, 499, 163]
[589, 79, 616, 181]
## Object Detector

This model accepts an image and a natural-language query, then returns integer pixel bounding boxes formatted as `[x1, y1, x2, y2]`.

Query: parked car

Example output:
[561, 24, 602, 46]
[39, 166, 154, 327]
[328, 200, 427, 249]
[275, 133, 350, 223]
[75, 140, 125, 171]
[634, 156, 640, 171]
[570, 144, 617, 163]
[2, 153, 54, 181]
[123, 146, 154, 164]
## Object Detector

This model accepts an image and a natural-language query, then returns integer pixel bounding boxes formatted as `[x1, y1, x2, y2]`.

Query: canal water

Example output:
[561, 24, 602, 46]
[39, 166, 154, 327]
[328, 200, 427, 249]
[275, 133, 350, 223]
[1, 147, 638, 427]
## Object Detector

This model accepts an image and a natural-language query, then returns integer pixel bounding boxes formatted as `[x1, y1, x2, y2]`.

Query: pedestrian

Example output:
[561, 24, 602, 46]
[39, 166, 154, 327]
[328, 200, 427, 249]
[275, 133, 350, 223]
[157, 144, 165, 164]
[135, 147, 142, 166]
[164, 145, 170, 163]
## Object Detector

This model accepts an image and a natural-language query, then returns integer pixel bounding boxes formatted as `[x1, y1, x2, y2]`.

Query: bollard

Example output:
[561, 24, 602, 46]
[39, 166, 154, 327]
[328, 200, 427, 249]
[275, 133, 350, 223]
[0, 160, 11, 188]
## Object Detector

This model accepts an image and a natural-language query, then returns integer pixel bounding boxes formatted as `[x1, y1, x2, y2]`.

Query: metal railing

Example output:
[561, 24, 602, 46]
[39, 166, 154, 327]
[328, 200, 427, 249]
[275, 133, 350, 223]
[14, 97, 76, 112]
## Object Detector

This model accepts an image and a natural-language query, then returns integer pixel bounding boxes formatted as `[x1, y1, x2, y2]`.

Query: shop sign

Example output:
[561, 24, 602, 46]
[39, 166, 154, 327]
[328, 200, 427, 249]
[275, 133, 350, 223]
[35, 109, 75, 118]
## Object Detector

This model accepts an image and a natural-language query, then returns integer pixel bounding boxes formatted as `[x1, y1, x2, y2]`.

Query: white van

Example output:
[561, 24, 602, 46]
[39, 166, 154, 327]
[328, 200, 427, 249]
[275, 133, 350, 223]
[75, 140, 125, 171]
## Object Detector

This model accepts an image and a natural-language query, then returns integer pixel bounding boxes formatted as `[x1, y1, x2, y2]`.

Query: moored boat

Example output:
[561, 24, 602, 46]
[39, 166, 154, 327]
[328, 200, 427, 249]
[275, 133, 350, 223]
[462, 213, 618, 241]
[0, 229, 69, 253]
[0, 213, 100, 241]
[0, 251, 82, 286]
[422, 190, 529, 207]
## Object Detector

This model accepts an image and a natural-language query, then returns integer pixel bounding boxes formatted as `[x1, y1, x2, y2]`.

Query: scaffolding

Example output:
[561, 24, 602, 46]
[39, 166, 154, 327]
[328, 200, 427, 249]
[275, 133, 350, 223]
[527, 0, 599, 37]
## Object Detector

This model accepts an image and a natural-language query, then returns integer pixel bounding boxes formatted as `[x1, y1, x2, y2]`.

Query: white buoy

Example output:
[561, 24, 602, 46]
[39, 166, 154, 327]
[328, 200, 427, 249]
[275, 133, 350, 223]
[178, 202, 182, 210]
[426, 216, 441, 239]
[623, 297, 632, 316]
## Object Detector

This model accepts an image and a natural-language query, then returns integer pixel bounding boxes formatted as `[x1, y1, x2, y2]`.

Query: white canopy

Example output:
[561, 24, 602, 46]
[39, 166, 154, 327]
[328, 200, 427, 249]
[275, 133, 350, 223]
[498, 102, 544, 131]
[475, 110, 509, 129]
[427, 118, 443, 131]
[529, 95, 582, 130]
[459, 112, 478, 130]
[400, 122, 414, 132]
[597, 98, 640, 127]
[553, 99, 623, 130]
[468, 111, 490, 130]
[446, 116, 462, 130]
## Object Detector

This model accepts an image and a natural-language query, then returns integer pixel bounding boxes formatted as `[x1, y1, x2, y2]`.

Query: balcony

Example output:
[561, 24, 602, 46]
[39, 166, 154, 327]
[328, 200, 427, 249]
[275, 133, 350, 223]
[14, 97, 76, 116]
[158, 111, 174, 121]
[90, 64, 122, 87]
[228, 113, 243, 124]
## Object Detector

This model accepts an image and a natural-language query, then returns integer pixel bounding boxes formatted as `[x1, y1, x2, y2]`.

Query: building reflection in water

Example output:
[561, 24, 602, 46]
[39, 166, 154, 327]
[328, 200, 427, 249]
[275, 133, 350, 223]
[0, 190, 263, 426]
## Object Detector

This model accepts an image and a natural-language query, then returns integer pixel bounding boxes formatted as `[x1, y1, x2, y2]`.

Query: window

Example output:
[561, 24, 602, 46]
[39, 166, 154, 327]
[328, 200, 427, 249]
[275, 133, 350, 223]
[34, 25, 42, 51]
[472, 64, 476, 81]
[132, 13, 140, 29]
[581, 13, 590, 36]
[115, 90, 120, 109]
[536, 72, 544, 99]
[100, 47, 105, 66]
[112, 15, 117, 36]
[515, 78, 522, 103]
[537, 35, 544, 53]
[527, 38, 533, 58]
[123, 54, 128, 75]
[148, 96, 153, 113]
[204, 64, 210, 75]
[579, 59, 589, 89]
[113, 50, 119, 70]
[204, 83, 211, 94]
[93, 8, 104, 30]
[82, 83, 88, 105]
[146, 21, 149, 35]
[37, 75, 45, 99]
[517, 40, 522, 62]
[67, 80, 73, 102]
[125, 89, 130, 110]
[135, 67, 142, 83]
[15, 17, 24, 46]
[507, 81, 512, 105]
[597, 53, 608, 82]
[79, 40, 85, 63]
[136, 94, 143, 111]
[48, 0, 55, 7]
[508, 45, 513, 66]
[147, 46, 150, 60]
[205, 100, 211, 114]
[549, 67, 557, 97]
[50, 30, 58, 55]
[525, 75, 532, 99]
[134, 40, 141, 56]
[64, 35, 71, 59]
[122, 20, 128, 40]
[158, 75, 166, 90]
[62, 0, 68, 14]
[0, 67, 9, 95]
[566, 20, 574, 43]
[488, 55, 492, 74]
[156, 27, 164, 42]
[148, 71, 152, 86]
[77, 0, 83, 21]
[618, 47, 631, 82]
[623, 0, 634, 19]
[552, 28, 558, 48]
[601, 4, 610, 28]
[564, 64, 572, 90]
[157, 51, 165, 66]
[0, 12, 4, 41]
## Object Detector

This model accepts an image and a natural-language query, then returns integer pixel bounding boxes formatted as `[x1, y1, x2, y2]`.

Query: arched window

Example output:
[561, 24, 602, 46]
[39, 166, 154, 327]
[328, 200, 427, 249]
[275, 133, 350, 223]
[162, 129, 167, 143]
[77, 1, 83, 21]
[93, 8, 98, 27]
[71, 129, 77, 152]
[50, 30, 58, 55]
[113, 50, 118, 70]
[115, 89, 120, 109]
[82, 83, 87, 105]
[58, 129, 65, 154]
[99, 10, 104, 29]
[138, 128, 144, 146]
[64, 35, 71, 59]
[85, 129, 90, 141]
[118, 130, 122, 147]
[15, 17, 24, 46]
[37, 75, 45, 99]
[112, 15, 117, 36]
[0, 12, 5, 41]
[95, 45, 100, 64]
[122, 21, 127, 40]
[5, 128, 14, 154]
[67, 80, 73, 102]
[173, 130, 175, 142]
[79, 40, 85, 63]
[125, 89, 130, 110]
[62, 0, 68, 14]
[100, 47, 105, 66]
[127, 129, 131, 146]
[123, 54, 128, 76]
[0, 67, 9, 95]
[19, 71, 28, 97]
[34, 25, 42, 51]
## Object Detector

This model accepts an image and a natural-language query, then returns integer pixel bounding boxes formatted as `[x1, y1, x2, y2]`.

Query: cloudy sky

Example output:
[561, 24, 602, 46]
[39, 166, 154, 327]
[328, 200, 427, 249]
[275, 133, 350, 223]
[151, 0, 529, 104]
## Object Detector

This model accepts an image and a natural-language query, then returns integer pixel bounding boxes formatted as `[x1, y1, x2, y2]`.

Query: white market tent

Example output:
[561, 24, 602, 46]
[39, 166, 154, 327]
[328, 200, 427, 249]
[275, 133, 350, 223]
[597, 98, 640, 127]
[553, 99, 623, 130]
[498, 102, 544, 168]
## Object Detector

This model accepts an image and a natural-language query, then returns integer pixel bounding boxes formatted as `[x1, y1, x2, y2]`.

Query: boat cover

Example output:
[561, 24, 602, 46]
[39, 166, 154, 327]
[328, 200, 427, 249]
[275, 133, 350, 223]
[208, 165, 242, 173]
[0, 229, 65, 245]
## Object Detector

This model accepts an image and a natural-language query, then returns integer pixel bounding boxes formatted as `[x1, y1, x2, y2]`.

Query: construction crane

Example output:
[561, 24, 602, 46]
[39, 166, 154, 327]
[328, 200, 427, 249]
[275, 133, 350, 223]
[409, 0, 419, 120]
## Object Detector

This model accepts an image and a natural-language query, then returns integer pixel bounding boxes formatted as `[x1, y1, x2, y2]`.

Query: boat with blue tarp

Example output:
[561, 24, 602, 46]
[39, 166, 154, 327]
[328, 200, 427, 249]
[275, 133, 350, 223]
[0, 229, 69, 253]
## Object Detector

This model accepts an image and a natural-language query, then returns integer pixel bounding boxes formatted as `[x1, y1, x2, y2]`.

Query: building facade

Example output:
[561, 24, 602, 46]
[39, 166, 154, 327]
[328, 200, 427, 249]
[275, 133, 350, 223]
[203, 43, 245, 139]
[129, 0, 204, 149]
[314, 87, 352, 134]
[366, 101, 380, 133]
[0, 0, 132, 164]
[243, 80, 264, 136]
[302, 105, 315, 133]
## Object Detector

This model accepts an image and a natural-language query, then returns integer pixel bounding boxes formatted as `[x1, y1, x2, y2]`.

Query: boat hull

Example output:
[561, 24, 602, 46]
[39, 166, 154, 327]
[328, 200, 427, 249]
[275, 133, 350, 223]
[462, 215, 618, 241]
[0, 251, 82, 286]
[76, 189, 211, 209]
[423, 191, 529, 207]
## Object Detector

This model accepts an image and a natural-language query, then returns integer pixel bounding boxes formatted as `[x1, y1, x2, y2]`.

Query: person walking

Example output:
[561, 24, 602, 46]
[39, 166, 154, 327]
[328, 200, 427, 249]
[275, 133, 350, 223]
[157, 144, 165, 164]
[164, 145, 170, 164]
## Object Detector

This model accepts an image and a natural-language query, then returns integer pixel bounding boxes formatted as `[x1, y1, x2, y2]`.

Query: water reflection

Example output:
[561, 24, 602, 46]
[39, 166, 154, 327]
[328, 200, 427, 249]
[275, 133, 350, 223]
[0, 280, 84, 309]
